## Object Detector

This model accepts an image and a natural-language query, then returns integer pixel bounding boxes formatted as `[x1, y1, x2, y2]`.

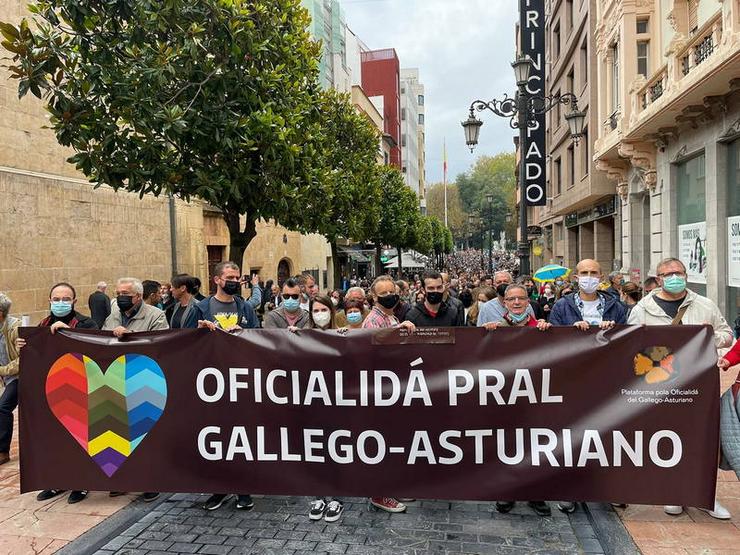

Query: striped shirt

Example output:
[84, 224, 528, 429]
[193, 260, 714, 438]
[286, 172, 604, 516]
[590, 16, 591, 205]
[361, 306, 399, 329]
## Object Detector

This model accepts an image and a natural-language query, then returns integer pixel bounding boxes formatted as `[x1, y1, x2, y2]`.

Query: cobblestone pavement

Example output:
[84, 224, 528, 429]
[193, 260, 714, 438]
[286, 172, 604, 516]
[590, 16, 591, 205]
[83, 494, 620, 555]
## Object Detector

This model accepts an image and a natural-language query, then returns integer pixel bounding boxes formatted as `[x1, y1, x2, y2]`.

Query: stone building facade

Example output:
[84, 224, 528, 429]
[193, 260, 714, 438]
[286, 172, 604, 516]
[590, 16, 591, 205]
[529, 0, 617, 273]
[593, 0, 740, 323]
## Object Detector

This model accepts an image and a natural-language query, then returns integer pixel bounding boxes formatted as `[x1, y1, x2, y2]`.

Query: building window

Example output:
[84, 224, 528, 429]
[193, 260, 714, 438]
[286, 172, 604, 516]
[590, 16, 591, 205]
[418, 114, 424, 125]
[553, 22, 561, 60]
[580, 38, 588, 87]
[418, 94, 424, 106]
[554, 89, 561, 127]
[401, 108, 406, 121]
[555, 157, 562, 195]
[636, 19, 649, 34]
[566, 0, 573, 34]
[401, 86, 405, 94]
[567, 67, 574, 95]
[582, 128, 589, 176]
[676, 152, 706, 293]
[637, 41, 649, 77]
[688, 0, 698, 34]
[402, 166, 407, 173]
[611, 42, 620, 112]
[401, 134, 407, 147]
[727, 139, 740, 326]
[567, 145, 575, 186]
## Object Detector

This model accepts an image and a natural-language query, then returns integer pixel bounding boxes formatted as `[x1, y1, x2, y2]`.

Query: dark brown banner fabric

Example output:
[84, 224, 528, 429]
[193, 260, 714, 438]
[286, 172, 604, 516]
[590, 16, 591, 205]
[19, 325, 719, 508]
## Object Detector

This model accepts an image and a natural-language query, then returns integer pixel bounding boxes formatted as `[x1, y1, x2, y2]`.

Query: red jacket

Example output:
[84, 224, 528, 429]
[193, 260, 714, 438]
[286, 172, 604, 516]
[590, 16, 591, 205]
[725, 341, 740, 368]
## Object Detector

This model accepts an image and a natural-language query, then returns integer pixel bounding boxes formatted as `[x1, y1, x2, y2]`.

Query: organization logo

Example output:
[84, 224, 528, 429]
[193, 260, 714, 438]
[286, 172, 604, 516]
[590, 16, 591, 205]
[633, 346, 678, 384]
[45, 353, 167, 476]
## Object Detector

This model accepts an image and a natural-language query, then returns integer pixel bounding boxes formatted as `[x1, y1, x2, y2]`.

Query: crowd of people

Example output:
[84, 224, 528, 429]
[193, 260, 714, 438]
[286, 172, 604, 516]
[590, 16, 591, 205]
[0, 250, 738, 524]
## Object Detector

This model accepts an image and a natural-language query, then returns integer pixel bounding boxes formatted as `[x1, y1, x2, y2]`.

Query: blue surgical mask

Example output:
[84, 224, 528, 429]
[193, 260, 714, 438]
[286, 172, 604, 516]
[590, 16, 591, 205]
[662, 275, 686, 294]
[509, 311, 529, 324]
[347, 311, 362, 324]
[283, 298, 300, 312]
[50, 301, 73, 318]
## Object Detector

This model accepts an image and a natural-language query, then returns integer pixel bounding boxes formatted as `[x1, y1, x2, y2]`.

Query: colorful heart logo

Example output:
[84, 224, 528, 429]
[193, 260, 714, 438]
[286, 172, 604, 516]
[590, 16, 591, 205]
[45, 353, 167, 477]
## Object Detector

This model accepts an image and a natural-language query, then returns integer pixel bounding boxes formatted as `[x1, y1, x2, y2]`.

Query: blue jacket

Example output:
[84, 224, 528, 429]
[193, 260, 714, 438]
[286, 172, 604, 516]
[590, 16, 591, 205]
[549, 292, 627, 326]
[183, 296, 260, 329]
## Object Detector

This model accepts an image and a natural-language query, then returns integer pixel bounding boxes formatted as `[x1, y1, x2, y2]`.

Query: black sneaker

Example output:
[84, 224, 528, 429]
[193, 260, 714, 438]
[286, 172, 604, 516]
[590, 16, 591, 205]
[528, 501, 552, 517]
[141, 492, 160, 503]
[67, 490, 88, 504]
[36, 489, 66, 502]
[109, 491, 127, 497]
[324, 500, 343, 522]
[309, 498, 326, 520]
[203, 494, 230, 511]
[495, 501, 515, 513]
[235, 495, 254, 510]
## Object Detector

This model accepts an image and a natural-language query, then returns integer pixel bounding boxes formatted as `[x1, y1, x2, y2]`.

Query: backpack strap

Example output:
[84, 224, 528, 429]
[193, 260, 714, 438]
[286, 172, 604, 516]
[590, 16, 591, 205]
[671, 305, 689, 326]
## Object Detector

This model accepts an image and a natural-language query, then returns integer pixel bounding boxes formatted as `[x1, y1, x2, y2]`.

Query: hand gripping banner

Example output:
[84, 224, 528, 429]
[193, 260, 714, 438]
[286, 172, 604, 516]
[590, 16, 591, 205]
[19, 326, 719, 508]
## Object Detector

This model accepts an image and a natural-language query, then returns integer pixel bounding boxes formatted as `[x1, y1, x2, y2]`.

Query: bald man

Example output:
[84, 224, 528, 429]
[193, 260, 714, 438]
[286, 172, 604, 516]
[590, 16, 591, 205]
[549, 259, 627, 515]
[549, 259, 627, 330]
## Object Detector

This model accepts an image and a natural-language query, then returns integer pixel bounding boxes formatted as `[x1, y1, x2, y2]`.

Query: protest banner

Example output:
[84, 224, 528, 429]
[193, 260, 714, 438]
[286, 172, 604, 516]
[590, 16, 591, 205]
[19, 326, 719, 508]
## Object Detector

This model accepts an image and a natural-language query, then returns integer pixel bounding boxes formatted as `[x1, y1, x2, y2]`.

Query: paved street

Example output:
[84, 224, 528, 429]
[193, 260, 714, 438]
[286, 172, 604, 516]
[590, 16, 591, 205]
[74, 494, 620, 555]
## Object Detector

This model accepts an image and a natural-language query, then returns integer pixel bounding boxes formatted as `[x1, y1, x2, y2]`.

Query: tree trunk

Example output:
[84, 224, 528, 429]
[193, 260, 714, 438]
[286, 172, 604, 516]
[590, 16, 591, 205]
[397, 245, 404, 278]
[223, 210, 257, 270]
[330, 239, 341, 291]
[375, 242, 383, 276]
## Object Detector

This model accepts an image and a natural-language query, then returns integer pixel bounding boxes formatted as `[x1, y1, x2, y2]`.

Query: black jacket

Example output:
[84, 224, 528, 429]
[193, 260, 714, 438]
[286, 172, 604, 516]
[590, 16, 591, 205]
[40, 311, 98, 329]
[406, 301, 465, 327]
[87, 291, 111, 328]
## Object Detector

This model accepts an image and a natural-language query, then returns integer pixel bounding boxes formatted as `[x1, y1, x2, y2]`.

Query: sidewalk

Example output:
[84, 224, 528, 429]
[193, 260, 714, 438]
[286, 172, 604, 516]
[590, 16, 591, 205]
[0, 414, 135, 555]
[615, 365, 740, 555]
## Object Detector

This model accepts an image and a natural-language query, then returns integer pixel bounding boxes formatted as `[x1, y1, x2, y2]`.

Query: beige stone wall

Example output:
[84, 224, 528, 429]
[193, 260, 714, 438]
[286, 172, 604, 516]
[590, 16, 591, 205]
[0, 168, 208, 323]
[201, 214, 332, 290]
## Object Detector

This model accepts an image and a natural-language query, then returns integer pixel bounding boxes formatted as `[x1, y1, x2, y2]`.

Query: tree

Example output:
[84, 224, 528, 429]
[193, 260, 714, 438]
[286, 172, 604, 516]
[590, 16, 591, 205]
[372, 166, 419, 275]
[455, 153, 517, 248]
[306, 89, 382, 287]
[425, 183, 468, 243]
[1, 0, 330, 266]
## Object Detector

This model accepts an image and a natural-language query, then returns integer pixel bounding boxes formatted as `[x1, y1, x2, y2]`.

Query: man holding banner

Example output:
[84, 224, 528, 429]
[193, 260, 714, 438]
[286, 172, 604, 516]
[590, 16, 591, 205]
[629, 257, 733, 520]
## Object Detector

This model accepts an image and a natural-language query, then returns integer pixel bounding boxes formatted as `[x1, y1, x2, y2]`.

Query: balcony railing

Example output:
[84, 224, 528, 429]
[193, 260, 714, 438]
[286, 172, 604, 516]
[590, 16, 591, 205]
[632, 11, 723, 118]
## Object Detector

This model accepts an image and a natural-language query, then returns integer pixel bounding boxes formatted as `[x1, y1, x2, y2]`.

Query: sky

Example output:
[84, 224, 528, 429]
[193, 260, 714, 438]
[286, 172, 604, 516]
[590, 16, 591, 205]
[339, 0, 519, 186]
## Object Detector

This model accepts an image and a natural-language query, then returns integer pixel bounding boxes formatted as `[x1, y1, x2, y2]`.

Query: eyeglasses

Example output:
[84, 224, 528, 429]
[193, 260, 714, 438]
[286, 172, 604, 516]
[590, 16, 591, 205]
[283, 294, 301, 300]
[657, 271, 686, 278]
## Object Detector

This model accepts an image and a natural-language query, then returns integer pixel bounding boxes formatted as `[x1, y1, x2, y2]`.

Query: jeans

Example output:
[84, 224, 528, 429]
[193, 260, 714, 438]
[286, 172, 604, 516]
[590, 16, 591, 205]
[0, 380, 19, 453]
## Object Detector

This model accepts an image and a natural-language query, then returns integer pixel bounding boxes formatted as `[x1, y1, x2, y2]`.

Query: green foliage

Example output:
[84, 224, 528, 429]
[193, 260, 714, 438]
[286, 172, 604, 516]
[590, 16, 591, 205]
[374, 165, 420, 250]
[443, 227, 454, 254]
[307, 89, 381, 243]
[425, 183, 469, 244]
[456, 152, 517, 241]
[1, 0, 340, 261]
[412, 215, 434, 256]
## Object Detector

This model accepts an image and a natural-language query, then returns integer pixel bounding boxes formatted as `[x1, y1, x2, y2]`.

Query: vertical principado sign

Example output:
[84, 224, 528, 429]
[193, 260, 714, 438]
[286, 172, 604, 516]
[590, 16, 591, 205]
[520, 0, 546, 206]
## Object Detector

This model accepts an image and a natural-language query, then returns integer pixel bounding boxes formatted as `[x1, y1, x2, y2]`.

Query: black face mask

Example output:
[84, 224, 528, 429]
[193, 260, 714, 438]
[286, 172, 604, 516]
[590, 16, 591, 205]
[425, 291, 444, 305]
[377, 294, 399, 309]
[222, 280, 241, 296]
[117, 295, 135, 312]
[496, 284, 509, 297]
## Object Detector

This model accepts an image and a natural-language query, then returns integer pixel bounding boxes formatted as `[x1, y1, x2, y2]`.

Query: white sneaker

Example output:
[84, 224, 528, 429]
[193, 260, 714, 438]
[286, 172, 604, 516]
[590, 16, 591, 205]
[698, 499, 731, 520]
[664, 505, 683, 516]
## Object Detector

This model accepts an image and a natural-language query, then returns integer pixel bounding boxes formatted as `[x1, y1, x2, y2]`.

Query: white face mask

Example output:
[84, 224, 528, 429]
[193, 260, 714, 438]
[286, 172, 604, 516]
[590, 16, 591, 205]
[331, 298, 339, 306]
[313, 312, 332, 328]
[578, 276, 600, 294]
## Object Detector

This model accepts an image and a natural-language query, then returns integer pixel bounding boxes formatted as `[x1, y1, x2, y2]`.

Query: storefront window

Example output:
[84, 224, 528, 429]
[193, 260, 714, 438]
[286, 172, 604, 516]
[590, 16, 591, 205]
[726, 140, 740, 334]
[676, 153, 706, 296]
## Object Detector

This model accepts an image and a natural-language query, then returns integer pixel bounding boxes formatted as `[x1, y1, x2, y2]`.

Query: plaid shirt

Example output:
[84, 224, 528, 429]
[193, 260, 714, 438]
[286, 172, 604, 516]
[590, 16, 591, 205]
[362, 306, 399, 329]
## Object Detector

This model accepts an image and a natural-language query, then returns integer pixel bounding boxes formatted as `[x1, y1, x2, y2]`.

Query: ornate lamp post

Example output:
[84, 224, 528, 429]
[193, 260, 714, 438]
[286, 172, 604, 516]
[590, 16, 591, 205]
[485, 193, 494, 274]
[462, 55, 586, 276]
